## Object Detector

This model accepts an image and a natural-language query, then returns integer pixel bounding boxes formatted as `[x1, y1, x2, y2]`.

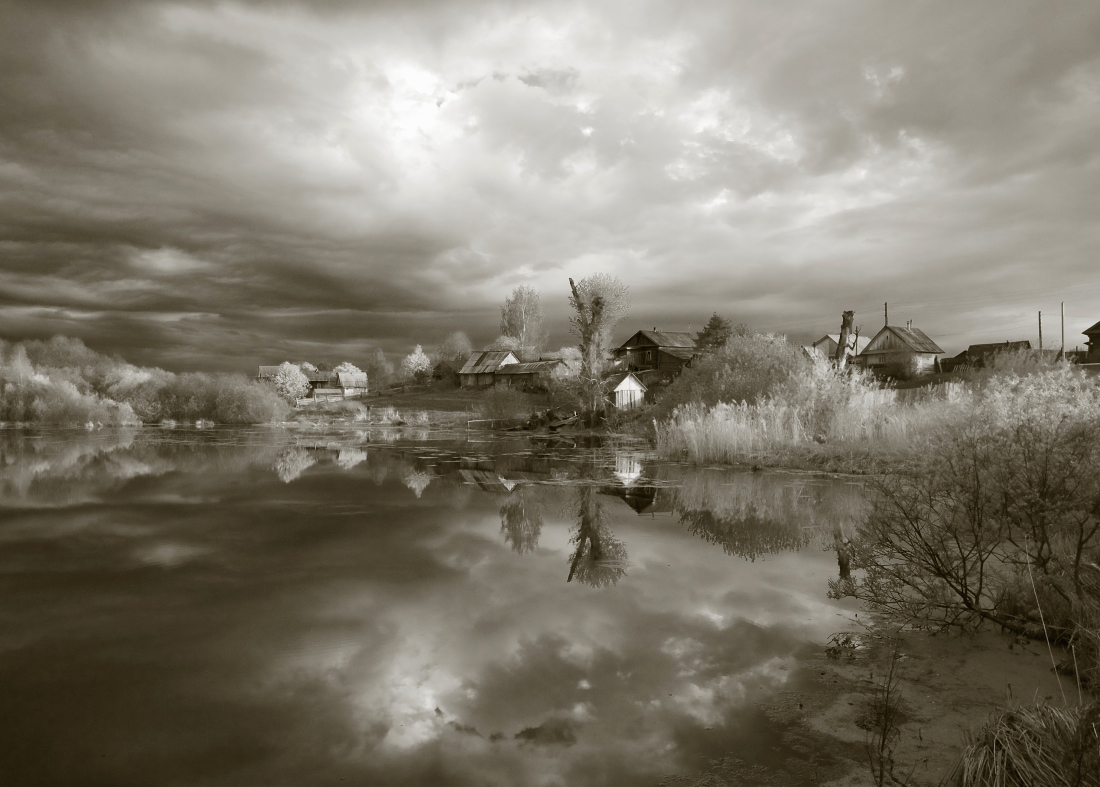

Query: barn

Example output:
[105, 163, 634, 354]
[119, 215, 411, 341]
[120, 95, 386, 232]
[336, 371, 368, 396]
[605, 372, 647, 410]
[458, 351, 520, 388]
[493, 359, 564, 391]
[854, 326, 944, 377]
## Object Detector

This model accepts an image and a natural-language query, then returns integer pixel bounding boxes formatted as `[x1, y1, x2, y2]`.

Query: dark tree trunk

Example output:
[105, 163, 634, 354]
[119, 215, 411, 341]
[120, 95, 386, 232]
[835, 310, 855, 369]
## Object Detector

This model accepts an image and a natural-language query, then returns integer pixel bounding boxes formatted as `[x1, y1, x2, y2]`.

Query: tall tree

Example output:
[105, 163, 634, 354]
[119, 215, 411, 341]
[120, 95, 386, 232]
[436, 331, 473, 380]
[500, 286, 547, 358]
[568, 274, 629, 419]
[272, 362, 309, 403]
[363, 349, 393, 390]
[400, 345, 432, 383]
[695, 313, 734, 352]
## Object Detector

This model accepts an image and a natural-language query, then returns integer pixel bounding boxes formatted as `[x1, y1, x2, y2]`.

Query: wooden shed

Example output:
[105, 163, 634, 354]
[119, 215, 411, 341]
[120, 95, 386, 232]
[605, 372, 647, 410]
[854, 326, 944, 377]
[336, 372, 369, 397]
[493, 359, 564, 391]
[458, 351, 519, 388]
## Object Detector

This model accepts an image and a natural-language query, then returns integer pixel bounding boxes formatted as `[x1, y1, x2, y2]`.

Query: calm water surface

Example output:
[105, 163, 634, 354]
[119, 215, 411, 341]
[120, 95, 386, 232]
[0, 426, 867, 786]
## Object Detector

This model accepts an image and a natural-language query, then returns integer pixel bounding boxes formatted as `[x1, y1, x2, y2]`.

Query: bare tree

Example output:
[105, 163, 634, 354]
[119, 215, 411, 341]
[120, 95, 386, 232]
[567, 274, 629, 420]
[500, 286, 547, 359]
[835, 310, 855, 369]
[435, 331, 473, 380]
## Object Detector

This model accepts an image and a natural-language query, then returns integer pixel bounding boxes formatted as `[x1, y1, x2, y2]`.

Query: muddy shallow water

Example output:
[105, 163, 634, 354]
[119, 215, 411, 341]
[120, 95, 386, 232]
[0, 426, 1062, 786]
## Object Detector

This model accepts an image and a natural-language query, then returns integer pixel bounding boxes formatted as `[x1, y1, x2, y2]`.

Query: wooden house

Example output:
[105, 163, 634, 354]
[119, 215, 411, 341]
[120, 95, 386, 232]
[615, 330, 696, 377]
[1085, 321, 1100, 364]
[458, 351, 519, 388]
[257, 366, 334, 394]
[605, 372, 647, 410]
[854, 326, 944, 377]
[493, 359, 564, 391]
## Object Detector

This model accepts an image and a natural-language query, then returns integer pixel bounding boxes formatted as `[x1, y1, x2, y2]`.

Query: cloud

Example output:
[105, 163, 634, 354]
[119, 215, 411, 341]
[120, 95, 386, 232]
[1, 0, 1098, 368]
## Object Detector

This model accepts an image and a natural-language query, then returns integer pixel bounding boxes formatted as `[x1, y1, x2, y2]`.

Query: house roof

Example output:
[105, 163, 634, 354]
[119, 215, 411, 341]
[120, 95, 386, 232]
[659, 346, 697, 361]
[619, 330, 696, 349]
[814, 334, 872, 354]
[495, 360, 562, 375]
[966, 341, 1031, 360]
[604, 372, 647, 392]
[337, 372, 368, 388]
[861, 326, 944, 355]
[304, 372, 331, 383]
[1084, 320, 1100, 335]
[458, 351, 518, 375]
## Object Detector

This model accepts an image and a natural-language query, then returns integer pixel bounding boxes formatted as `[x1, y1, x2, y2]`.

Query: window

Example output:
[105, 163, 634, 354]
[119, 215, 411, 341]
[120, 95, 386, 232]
[645, 351, 652, 361]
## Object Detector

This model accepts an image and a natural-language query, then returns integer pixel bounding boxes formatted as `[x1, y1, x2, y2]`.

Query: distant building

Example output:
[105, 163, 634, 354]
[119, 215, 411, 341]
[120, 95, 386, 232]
[615, 329, 696, 377]
[606, 372, 647, 410]
[854, 326, 944, 377]
[810, 333, 871, 360]
[336, 372, 368, 396]
[458, 351, 519, 388]
[1085, 320, 1100, 364]
[493, 359, 565, 391]
[942, 340, 1032, 372]
[257, 366, 335, 394]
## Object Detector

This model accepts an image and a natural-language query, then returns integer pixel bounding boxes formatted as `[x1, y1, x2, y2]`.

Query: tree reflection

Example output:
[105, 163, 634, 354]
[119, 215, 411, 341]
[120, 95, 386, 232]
[567, 484, 627, 587]
[499, 487, 544, 554]
[274, 447, 315, 483]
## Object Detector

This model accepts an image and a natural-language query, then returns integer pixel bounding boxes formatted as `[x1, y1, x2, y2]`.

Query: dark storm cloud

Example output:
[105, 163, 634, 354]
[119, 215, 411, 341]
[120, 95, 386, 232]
[1, 0, 1098, 367]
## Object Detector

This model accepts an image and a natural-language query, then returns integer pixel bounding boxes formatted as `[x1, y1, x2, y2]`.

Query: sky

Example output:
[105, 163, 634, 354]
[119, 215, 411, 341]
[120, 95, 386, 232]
[1, 0, 1099, 371]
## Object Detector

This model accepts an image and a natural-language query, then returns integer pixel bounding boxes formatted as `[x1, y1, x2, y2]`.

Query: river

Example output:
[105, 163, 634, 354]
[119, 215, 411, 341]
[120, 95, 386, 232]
[0, 426, 871, 785]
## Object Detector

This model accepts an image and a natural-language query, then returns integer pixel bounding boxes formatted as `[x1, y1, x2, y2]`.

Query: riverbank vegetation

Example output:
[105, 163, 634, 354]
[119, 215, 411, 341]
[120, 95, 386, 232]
[1, 337, 288, 425]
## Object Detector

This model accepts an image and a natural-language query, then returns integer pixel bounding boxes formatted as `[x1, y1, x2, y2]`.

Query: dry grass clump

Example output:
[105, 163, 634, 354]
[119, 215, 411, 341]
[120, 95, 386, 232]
[947, 703, 1100, 787]
[476, 387, 533, 420]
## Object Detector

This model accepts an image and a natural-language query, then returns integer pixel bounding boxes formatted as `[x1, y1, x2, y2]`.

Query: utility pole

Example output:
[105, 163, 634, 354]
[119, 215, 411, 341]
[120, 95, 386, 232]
[1038, 311, 1043, 352]
[1061, 302, 1065, 361]
[884, 302, 888, 326]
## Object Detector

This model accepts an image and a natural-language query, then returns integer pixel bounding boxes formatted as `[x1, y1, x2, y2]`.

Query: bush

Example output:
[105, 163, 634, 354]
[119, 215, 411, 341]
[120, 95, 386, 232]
[476, 387, 533, 420]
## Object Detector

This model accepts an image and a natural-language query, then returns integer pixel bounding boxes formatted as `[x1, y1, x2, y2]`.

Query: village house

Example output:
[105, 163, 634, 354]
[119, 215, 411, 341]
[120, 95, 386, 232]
[942, 340, 1032, 372]
[493, 359, 565, 391]
[852, 325, 944, 377]
[257, 366, 333, 394]
[606, 372, 647, 410]
[1085, 321, 1100, 364]
[614, 329, 696, 378]
[809, 333, 871, 360]
[457, 351, 519, 388]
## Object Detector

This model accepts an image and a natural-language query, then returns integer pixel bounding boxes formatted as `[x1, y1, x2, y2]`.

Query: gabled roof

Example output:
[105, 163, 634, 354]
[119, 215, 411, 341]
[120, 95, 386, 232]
[814, 334, 872, 354]
[861, 326, 944, 355]
[604, 372, 647, 392]
[495, 360, 563, 375]
[619, 330, 696, 349]
[458, 351, 519, 375]
[660, 346, 697, 361]
[304, 372, 331, 383]
[1084, 320, 1100, 335]
[337, 372, 368, 388]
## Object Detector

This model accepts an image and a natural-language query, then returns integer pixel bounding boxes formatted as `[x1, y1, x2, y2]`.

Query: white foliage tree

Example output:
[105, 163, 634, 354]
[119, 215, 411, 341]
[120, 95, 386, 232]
[400, 345, 432, 383]
[273, 361, 310, 403]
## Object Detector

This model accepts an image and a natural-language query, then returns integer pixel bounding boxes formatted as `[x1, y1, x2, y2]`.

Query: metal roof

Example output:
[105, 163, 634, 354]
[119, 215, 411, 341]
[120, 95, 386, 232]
[495, 360, 562, 375]
[337, 372, 368, 388]
[619, 330, 696, 349]
[862, 326, 944, 355]
[458, 351, 519, 375]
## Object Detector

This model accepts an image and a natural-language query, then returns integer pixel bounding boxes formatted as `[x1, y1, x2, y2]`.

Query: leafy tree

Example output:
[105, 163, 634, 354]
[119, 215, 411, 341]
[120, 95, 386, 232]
[298, 362, 320, 376]
[567, 274, 629, 419]
[487, 335, 524, 354]
[273, 361, 310, 403]
[332, 361, 362, 375]
[695, 313, 734, 352]
[400, 345, 432, 383]
[436, 332, 473, 378]
[500, 488, 544, 554]
[500, 286, 547, 358]
[363, 349, 394, 390]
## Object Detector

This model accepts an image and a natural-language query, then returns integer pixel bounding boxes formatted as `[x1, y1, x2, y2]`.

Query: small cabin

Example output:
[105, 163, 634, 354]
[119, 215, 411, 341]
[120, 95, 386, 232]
[606, 372, 647, 410]
[458, 351, 520, 388]
[336, 372, 368, 397]
[614, 330, 696, 377]
[854, 326, 944, 378]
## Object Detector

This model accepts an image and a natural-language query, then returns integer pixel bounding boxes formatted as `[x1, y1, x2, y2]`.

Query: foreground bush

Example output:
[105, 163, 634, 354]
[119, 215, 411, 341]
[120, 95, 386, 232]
[476, 387, 533, 420]
[850, 367, 1100, 683]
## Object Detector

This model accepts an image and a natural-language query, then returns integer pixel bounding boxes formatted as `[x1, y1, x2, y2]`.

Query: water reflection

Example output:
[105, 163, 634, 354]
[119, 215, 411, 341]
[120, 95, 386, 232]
[0, 428, 865, 786]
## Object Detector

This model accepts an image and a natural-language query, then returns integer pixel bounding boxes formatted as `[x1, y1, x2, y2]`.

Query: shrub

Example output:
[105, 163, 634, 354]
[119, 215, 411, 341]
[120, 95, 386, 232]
[476, 387, 533, 420]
